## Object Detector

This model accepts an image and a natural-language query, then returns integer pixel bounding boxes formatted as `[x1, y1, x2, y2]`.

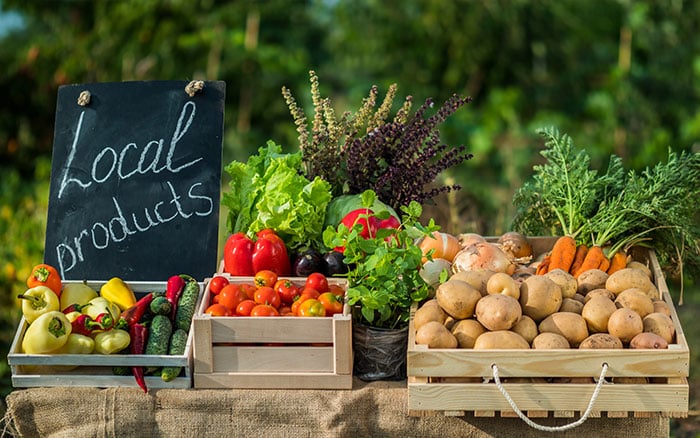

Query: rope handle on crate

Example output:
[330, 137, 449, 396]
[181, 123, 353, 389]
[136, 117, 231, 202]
[491, 362, 609, 432]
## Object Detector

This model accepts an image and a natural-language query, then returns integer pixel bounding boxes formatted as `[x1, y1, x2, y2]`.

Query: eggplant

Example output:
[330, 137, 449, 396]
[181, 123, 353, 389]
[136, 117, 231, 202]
[293, 248, 325, 277]
[323, 250, 348, 276]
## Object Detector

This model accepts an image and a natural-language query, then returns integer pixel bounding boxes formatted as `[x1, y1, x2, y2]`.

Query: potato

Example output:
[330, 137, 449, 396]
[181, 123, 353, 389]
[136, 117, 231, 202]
[451, 319, 486, 349]
[576, 269, 609, 295]
[643, 312, 676, 344]
[435, 279, 482, 320]
[415, 321, 458, 348]
[449, 270, 495, 296]
[532, 332, 570, 349]
[473, 330, 530, 349]
[630, 332, 669, 349]
[652, 299, 672, 317]
[538, 312, 589, 347]
[614, 288, 654, 318]
[606, 268, 659, 299]
[544, 268, 577, 299]
[413, 299, 447, 330]
[519, 275, 562, 322]
[626, 261, 652, 280]
[511, 315, 538, 344]
[475, 294, 522, 331]
[579, 333, 624, 349]
[572, 293, 586, 304]
[607, 308, 643, 343]
[486, 272, 520, 299]
[583, 288, 615, 303]
[581, 295, 617, 333]
[559, 297, 584, 314]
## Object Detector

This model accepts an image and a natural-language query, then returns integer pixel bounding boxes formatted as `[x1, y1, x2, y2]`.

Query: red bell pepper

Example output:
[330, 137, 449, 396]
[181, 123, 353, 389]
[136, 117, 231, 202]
[223, 229, 291, 277]
[340, 208, 378, 239]
[223, 232, 255, 276]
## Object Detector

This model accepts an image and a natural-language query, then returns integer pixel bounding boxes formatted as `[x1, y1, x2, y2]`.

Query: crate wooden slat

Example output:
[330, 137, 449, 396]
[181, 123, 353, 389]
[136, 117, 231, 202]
[193, 276, 353, 389]
[8, 281, 202, 389]
[407, 237, 690, 418]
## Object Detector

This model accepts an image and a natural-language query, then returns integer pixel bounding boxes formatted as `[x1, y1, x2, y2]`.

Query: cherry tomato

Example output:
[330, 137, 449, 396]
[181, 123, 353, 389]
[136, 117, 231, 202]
[239, 283, 257, 300]
[236, 299, 257, 316]
[305, 272, 329, 293]
[328, 284, 346, 298]
[318, 292, 344, 316]
[274, 279, 300, 305]
[205, 303, 232, 317]
[297, 298, 326, 317]
[250, 304, 280, 317]
[254, 270, 278, 288]
[208, 276, 230, 295]
[218, 284, 248, 312]
[253, 286, 281, 308]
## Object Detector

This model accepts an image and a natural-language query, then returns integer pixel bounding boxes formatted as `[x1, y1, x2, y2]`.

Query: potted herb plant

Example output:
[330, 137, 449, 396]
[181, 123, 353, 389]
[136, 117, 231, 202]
[324, 190, 440, 381]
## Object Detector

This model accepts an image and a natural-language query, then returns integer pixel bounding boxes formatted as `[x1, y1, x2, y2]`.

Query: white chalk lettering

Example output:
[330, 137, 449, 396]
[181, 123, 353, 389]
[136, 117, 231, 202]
[92, 147, 117, 183]
[167, 101, 202, 173]
[58, 111, 91, 199]
[188, 182, 214, 217]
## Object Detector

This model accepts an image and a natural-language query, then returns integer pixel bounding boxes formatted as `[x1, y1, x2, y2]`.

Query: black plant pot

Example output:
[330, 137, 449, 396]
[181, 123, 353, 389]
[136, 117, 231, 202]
[352, 323, 409, 381]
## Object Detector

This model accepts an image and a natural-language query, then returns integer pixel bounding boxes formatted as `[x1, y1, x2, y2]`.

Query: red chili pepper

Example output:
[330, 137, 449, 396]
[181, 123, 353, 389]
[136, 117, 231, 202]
[94, 312, 114, 330]
[223, 232, 255, 276]
[71, 314, 102, 336]
[117, 293, 155, 329]
[251, 229, 291, 276]
[165, 275, 186, 320]
[62, 302, 91, 315]
[129, 322, 148, 393]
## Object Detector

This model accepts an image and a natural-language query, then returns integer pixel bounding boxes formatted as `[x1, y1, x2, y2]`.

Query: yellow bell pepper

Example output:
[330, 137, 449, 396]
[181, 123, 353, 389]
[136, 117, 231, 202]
[17, 286, 60, 324]
[21, 311, 71, 354]
[94, 329, 130, 354]
[99, 278, 136, 311]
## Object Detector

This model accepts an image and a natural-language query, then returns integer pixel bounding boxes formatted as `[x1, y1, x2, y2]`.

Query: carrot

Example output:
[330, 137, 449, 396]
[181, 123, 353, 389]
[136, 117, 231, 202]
[547, 236, 577, 273]
[536, 255, 551, 275]
[606, 250, 627, 275]
[598, 255, 610, 273]
[573, 245, 606, 278]
[568, 244, 588, 276]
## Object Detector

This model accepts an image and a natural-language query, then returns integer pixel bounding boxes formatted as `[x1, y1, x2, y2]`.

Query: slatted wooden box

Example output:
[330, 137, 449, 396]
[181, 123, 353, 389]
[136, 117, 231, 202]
[192, 275, 353, 389]
[407, 237, 689, 419]
[8, 280, 202, 390]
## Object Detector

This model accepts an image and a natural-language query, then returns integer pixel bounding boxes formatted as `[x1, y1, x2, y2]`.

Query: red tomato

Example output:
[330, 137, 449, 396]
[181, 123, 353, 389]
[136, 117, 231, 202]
[305, 273, 329, 293]
[291, 292, 316, 316]
[208, 276, 230, 295]
[254, 270, 278, 288]
[297, 298, 326, 317]
[218, 284, 247, 311]
[318, 292, 344, 316]
[236, 299, 257, 316]
[279, 305, 293, 316]
[328, 284, 346, 298]
[239, 283, 257, 300]
[253, 286, 281, 308]
[299, 287, 320, 299]
[250, 304, 280, 317]
[205, 303, 232, 316]
[274, 279, 300, 305]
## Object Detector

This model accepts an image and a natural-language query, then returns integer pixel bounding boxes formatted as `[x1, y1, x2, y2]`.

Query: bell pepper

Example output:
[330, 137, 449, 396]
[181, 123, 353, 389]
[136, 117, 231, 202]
[93, 328, 131, 355]
[83, 296, 121, 323]
[117, 292, 155, 329]
[26, 263, 62, 297]
[251, 229, 291, 276]
[51, 333, 95, 354]
[100, 277, 137, 311]
[223, 232, 255, 276]
[21, 310, 72, 354]
[59, 281, 97, 311]
[17, 286, 60, 324]
[334, 209, 401, 252]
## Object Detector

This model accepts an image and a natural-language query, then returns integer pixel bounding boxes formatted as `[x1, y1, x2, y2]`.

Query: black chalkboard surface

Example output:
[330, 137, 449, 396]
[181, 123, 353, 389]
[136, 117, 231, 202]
[44, 80, 226, 282]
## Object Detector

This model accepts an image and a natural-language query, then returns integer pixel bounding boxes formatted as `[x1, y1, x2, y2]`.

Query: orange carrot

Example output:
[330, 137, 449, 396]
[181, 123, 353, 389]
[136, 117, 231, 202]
[606, 250, 627, 275]
[547, 236, 577, 273]
[568, 244, 588, 276]
[598, 255, 610, 273]
[573, 245, 606, 278]
[536, 254, 551, 275]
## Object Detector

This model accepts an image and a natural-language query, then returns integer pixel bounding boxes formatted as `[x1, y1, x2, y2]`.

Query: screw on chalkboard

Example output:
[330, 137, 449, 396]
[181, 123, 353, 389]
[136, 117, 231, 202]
[77, 91, 91, 106]
[185, 80, 205, 97]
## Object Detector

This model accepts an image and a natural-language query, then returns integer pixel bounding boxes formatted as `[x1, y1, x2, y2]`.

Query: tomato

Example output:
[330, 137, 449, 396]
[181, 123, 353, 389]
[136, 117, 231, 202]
[208, 276, 230, 295]
[236, 299, 257, 316]
[299, 287, 320, 299]
[211, 294, 220, 304]
[239, 283, 257, 300]
[274, 279, 300, 305]
[318, 292, 344, 315]
[279, 305, 293, 316]
[291, 292, 315, 316]
[297, 298, 326, 317]
[254, 270, 278, 288]
[253, 286, 281, 308]
[205, 303, 232, 316]
[328, 284, 346, 298]
[250, 304, 280, 317]
[218, 284, 248, 312]
[305, 272, 329, 293]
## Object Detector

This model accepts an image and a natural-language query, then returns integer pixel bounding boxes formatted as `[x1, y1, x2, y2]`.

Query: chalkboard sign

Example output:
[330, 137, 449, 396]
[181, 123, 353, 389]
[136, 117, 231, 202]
[44, 80, 226, 281]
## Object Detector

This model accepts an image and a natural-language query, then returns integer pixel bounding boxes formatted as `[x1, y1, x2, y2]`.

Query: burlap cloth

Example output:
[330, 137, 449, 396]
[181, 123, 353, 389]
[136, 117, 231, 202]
[2, 378, 668, 437]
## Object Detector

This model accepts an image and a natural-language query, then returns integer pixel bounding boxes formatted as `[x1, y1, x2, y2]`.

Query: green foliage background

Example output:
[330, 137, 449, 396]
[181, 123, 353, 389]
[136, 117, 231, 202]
[0, 0, 698, 417]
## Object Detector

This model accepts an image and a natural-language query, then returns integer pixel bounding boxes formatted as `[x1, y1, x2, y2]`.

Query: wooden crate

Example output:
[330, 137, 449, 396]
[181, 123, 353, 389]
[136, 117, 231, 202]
[192, 276, 353, 389]
[407, 237, 689, 418]
[8, 280, 202, 389]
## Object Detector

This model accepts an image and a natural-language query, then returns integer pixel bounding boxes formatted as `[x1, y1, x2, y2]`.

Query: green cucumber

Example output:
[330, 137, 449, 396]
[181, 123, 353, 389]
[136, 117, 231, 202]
[150, 295, 172, 316]
[161, 328, 188, 382]
[144, 314, 172, 374]
[174, 277, 199, 332]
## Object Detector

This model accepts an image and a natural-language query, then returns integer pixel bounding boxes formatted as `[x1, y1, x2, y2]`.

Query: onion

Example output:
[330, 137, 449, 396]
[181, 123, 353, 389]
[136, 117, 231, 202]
[420, 258, 453, 290]
[451, 242, 516, 275]
[498, 231, 533, 260]
[418, 231, 461, 263]
[458, 233, 486, 248]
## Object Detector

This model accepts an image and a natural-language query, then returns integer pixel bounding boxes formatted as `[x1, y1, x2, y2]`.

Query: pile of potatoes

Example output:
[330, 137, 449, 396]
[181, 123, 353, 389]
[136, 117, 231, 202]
[414, 259, 676, 351]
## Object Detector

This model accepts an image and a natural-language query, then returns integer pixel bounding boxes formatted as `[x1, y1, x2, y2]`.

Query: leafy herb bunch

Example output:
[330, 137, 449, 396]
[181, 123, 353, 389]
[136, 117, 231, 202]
[283, 71, 474, 211]
[323, 190, 439, 329]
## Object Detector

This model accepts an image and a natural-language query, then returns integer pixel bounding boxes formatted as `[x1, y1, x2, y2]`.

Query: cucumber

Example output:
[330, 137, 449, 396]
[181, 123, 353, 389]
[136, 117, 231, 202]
[150, 295, 172, 316]
[160, 328, 188, 382]
[174, 277, 199, 332]
[144, 314, 172, 373]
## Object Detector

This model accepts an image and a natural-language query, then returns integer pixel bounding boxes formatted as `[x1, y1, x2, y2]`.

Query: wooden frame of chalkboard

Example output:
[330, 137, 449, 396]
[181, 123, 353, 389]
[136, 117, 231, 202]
[43, 80, 226, 282]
